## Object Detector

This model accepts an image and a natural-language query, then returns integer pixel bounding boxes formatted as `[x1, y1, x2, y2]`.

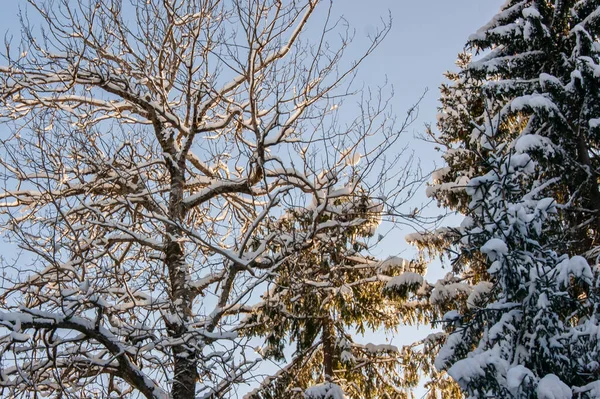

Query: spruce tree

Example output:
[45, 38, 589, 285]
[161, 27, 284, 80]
[244, 183, 434, 398]
[421, 1, 600, 397]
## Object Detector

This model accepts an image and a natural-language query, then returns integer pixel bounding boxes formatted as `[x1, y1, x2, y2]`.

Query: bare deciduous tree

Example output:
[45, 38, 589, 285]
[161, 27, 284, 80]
[0, 0, 423, 397]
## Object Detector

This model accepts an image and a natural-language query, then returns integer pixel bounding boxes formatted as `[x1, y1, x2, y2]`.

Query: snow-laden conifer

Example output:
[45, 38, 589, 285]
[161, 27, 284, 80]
[422, 1, 600, 397]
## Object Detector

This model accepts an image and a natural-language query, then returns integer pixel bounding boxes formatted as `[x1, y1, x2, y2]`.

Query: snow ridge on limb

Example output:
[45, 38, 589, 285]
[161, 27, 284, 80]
[0, 309, 169, 399]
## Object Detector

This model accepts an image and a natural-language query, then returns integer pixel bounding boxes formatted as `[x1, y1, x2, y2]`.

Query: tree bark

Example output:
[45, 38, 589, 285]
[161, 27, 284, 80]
[322, 316, 335, 381]
[166, 237, 198, 399]
[165, 144, 198, 399]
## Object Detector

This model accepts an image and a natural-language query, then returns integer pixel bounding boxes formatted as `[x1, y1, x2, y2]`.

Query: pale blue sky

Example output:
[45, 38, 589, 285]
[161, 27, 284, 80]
[338, 0, 504, 149]
[331, 0, 505, 271]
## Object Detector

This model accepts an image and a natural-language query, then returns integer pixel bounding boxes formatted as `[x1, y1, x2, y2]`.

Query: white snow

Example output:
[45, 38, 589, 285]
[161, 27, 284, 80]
[447, 352, 509, 390]
[539, 73, 562, 89]
[507, 365, 535, 396]
[514, 134, 555, 156]
[435, 332, 462, 371]
[557, 256, 593, 286]
[574, 380, 600, 397]
[466, 282, 493, 309]
[510, 95, 558, 115]
[426, 176, 470, 198]
[537, 374, 572, 399]
[536, 197, 556, 212]
[508, 153, 535, 174]
[404, 232, 424, 244]
[442, 310, 460, 322]
[385, 272, 424, 289]
[430, 279, 471, 305]
[340, 350, 355, 363]
[589, 118, 600, 129]
[522, 6, 541, 19]
[378, 256, 408, 272]
[364, 343, 399, 353]
[481, 238, 509, 261]
[305, 382, 346, 399]
[432, 167, 451, 182]
[10, 331, 30, 342]
[468, 1, 527, 41]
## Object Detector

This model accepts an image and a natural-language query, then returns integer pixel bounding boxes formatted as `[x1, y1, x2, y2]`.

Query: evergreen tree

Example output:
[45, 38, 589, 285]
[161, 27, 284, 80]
[244, 182, 435, 399]
[421, 1, 600, 397]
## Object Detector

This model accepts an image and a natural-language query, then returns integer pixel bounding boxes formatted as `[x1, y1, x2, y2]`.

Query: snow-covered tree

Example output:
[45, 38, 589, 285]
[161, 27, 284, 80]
[0, 1, 424, 398]
[420, 1, 600, 397]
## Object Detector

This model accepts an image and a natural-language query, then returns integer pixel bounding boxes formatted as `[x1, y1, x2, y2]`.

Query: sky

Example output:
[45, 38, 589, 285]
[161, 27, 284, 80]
[0, 0, 505, 397]
[337, 0, 505, 125]
[328, 0, 505, 271]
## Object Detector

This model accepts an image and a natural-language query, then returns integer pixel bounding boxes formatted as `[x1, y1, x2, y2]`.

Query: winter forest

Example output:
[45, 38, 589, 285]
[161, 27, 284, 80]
[0, 0, 599, 398]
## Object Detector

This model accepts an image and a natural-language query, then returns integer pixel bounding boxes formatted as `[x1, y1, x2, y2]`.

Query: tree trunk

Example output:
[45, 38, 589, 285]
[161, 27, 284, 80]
[166, 239, 198, 399]
[165, 157, 198, 399]
[322, 316, 335, 381]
